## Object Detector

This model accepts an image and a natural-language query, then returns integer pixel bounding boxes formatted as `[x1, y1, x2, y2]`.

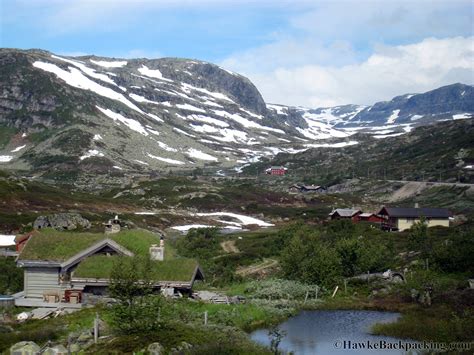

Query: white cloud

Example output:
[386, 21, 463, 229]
[222, 37, 474, 107]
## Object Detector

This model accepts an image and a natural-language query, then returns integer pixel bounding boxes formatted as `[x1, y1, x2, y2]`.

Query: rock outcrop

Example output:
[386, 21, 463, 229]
[33, 213, 91, 230]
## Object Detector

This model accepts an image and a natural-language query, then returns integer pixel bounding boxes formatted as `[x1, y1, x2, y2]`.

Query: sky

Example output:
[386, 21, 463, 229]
[1, 0, 473, 107]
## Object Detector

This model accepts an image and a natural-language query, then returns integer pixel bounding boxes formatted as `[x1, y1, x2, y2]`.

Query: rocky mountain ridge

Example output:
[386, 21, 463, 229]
[0, 48, 472, 182]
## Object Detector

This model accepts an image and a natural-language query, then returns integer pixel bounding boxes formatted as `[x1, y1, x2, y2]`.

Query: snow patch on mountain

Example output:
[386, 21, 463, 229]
[33, 61, 143, 113]
[51, 55, 117, 86]
[212, 110, 285, 134]
[453, 113, 471, 120]
[186, 114, 229, 127]
[146, 153, 184, 165]
[138, 65, 173, 82]
[96, 106, 148, 136]
[11, 145, 26, 153]
[186, 148, 218, 161]
[90, 59, 127, 68]
[176, 103, 206, 113]
[387, 109, 401, 124]
[267, 104, 287, 115]
[80, 149, 104, 161]
[0, 156, 13, 163]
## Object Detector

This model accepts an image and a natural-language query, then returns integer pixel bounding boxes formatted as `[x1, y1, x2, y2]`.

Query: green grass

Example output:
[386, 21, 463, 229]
[19, 228, 199, 281]
[372, 306, 474, 342]
[19, 229, 104, 261]
[74, 255, 198, 282]
[19, 228, 171, 261]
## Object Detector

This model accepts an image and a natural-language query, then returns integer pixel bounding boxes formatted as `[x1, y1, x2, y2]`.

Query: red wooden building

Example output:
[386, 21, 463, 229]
[357, 213, 384, 223]
[265, 166, 288, 176]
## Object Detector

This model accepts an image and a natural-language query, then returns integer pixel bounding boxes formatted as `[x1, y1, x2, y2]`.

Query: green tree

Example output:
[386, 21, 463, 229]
[409, 217, 431, 259]
[0, 257, 23, 294]
[109, 256, 163, 334]
[280, 234, 342, 287]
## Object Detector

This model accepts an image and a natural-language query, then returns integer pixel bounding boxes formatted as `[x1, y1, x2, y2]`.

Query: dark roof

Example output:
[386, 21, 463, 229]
[301, 185, 323, 190]
[329, 208, 361, 217]
[378, 207, 451, 218]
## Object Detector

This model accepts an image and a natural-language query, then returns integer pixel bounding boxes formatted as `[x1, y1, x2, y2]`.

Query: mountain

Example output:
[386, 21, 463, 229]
[0, 48, 472, 184]
[243, 119, 474, 185]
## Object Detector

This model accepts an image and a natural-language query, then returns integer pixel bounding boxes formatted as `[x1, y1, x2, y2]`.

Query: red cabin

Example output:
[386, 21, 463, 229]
[265, 166, 288, 176]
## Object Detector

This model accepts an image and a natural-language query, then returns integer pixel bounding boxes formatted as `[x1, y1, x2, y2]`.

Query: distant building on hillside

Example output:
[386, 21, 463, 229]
[289, 184, 327, 193]
[377, 206, 451, 231]
[329, 208, 362, 221]
[265, 166, 288, 176]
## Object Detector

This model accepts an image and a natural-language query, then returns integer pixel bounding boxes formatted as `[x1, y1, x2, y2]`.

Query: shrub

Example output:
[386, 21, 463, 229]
[109, 256, 164, 334]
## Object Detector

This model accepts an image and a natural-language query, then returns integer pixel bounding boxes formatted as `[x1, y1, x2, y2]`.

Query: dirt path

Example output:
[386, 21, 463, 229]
[236, 258, 278, 276]
[388, 182, 429, 202]
[220, 240, 239, 253]
[388, 180, 474, 202]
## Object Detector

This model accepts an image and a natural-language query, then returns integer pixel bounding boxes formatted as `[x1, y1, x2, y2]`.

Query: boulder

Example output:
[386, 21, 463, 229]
[42, 344, 68, 355]
[33, 213, 91, 230]
[147, 342, 165, 355]
[10, 341, 40, 355]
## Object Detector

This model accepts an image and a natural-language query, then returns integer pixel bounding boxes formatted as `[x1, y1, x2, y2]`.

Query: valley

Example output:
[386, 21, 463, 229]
[0, 49, 473, 354]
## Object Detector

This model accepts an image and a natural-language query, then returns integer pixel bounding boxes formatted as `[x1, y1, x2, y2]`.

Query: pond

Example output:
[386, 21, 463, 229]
[251, 310, 419, 354]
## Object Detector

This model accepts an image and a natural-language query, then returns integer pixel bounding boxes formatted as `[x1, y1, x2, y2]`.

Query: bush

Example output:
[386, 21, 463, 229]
[431, 229, 474, 275]
[280, 233, 342, 287]
[0, 257, 23, 294]
[109, 256, 164, 334]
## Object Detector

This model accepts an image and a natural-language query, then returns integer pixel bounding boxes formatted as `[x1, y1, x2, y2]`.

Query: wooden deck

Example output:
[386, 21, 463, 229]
[14, 296, 82, 309]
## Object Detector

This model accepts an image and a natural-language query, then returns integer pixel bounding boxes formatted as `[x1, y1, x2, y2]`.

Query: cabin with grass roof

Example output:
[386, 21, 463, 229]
[15, 229, 203, 308]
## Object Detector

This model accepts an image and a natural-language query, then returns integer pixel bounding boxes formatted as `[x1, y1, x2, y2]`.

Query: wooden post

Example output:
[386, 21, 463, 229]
[304, 291, 309, 304]
[94, 313, 99, 344]
[331, 286, 339, 298]
[315, 286, 319, 300]
[204, 311, 208, 326]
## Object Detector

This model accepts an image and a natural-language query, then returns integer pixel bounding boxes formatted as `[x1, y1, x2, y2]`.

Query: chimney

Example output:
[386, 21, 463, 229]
[149, 242, 164, 261]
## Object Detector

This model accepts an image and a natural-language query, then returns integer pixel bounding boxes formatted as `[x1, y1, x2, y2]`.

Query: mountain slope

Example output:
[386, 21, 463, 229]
[0, 49, 472, 184]
[243, 119, 474, 184]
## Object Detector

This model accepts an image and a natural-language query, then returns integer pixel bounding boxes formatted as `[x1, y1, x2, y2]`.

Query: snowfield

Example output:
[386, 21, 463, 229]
[147, 153, 185, 165]
[96, 106, 148, 136]
[186, 148, 218, 161]
[33, 61, 144, 113]
[0, 156, 13, 163]
[386, 109, 401, 124]
[196, 212, 274, 227]
[138, 65, 173, 82]
[90, 59, 127, 68]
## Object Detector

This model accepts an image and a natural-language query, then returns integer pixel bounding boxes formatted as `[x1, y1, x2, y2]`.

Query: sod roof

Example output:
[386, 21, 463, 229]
[19, 229, 171, 261]
[73, 255, 199, 282]
[19, 229, 199, 282]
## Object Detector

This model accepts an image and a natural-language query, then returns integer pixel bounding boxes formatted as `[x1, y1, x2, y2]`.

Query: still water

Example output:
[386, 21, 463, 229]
[251, 310, 418, 354]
